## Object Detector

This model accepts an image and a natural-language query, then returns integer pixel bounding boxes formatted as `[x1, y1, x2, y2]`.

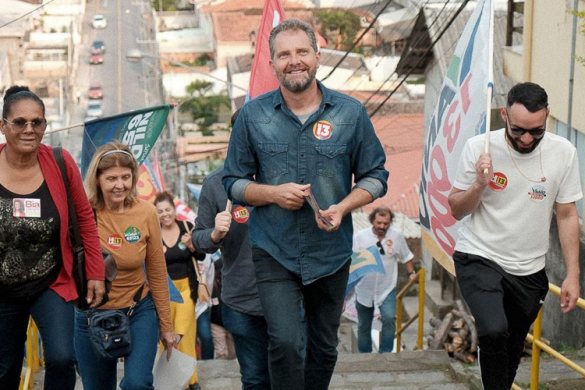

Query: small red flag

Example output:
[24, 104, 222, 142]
[248, 0, 286, 99]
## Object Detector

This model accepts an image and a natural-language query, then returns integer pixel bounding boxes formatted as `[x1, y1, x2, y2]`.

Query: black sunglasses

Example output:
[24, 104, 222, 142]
[505, 110, 546, 137]
[376, 241, 385, 255]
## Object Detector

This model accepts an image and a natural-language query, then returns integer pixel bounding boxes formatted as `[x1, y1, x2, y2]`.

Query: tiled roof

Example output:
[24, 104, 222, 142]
[362, 113, 424, 220]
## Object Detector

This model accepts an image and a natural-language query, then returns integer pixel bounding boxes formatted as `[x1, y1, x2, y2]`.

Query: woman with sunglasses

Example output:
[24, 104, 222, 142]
[0, 85, 105, 389]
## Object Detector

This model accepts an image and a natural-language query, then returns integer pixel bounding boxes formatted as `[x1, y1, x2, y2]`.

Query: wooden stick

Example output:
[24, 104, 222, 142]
[430, 313, 453, 350]
[456, 300, 478, 352]
[225, 199, 232, 212]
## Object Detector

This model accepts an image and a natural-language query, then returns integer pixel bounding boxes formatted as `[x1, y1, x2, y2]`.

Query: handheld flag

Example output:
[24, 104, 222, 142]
[186, 183, 203, 202]
[346, 246, 386, 295]
[419, 0, 494, 275]
[81, 105, 172, 178]
[247, 0, 286, 99]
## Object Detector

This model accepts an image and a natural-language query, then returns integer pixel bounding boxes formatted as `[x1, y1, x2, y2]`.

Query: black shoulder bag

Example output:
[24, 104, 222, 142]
[53, 146, 116, 309]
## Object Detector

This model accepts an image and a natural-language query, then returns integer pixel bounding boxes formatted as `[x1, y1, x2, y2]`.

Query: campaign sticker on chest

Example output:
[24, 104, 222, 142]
[124, 227, 141, 243]
[13, 198, 41, 218]
[313, 120, 333, 140]
[490, 172, 508, 191]
[107, 234, 124, 250]
[232, 206, 249, 223]
[178, 242, 187, 250]
[528, 184, 547, 202]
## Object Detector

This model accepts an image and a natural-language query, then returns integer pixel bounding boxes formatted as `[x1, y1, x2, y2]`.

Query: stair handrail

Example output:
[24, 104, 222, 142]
[511, 282, 585, 390]
[395, 268, 425, 353]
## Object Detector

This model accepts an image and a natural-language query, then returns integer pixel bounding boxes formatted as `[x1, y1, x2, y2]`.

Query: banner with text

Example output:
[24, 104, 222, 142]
[419, 0, 493, 275]
[81, 105, 171, 178]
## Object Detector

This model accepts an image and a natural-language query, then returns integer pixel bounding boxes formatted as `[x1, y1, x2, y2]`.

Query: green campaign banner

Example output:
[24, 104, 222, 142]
[81, 105, 171, 178]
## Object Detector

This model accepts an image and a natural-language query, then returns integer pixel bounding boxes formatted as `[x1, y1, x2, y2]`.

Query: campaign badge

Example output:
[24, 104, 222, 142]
[313, 120, 333, 140]
[490, 172, 507, 191]
[107, 234, 123, 250]
[124, 227, 141, 243]
[178, 242, 187, 250]
[233, 206, 249, 224]
[528, 184, 547, 202]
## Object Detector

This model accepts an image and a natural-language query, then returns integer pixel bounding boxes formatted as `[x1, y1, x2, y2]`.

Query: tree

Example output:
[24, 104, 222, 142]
[178, 80, 231, 136]
[316, 9, 362, 52]
[574, 10, 585, 66]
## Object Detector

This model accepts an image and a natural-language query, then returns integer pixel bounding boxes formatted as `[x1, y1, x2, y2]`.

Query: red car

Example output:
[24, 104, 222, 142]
[90, 49, 103, 64]
[88, 83, 104, 99]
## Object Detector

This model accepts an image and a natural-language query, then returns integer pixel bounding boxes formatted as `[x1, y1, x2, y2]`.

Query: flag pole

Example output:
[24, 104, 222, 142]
[483, 0, 495, 175]
[45, 122, 84, 134]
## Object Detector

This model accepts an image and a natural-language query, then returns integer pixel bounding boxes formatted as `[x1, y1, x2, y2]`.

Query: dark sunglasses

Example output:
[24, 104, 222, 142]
[505, 110, 546, 137]
[376, 241, 385, 255]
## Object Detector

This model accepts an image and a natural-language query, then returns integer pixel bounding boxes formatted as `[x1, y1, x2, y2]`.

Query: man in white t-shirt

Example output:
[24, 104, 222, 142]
[353, 207, 416, 353]
[448, 82, 582, 390]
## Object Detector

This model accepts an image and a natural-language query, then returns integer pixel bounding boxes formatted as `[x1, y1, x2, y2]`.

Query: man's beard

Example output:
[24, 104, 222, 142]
[278, 68, 316, 93]
[505, 129, 544, 154]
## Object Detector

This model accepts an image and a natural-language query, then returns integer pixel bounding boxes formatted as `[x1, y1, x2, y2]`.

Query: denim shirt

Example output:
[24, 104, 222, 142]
[223, 81, 388, 284]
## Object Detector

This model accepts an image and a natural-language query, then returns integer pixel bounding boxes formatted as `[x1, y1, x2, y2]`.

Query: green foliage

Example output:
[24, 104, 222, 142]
[151, 0, 180, 11]
[178, 80, 231, 135]
[571, 10, 585, 66]
[316, 9, 362, 51]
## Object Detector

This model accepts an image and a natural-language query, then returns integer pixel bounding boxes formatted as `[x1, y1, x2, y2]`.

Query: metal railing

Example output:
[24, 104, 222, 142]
[395, 268, 425, 352]
[511, 283, 585, 390]
[19, 318, 41, 390]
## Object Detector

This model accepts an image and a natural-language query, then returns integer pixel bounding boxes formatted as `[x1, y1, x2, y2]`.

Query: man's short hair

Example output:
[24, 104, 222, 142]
[507, 82, 548, 112]
[269, 18, 318, 59]
[369, 207, 394, 224]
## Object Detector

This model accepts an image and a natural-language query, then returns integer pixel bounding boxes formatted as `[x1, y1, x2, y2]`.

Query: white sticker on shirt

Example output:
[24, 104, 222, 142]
[527, 184, 547, 202]
[13, 198, 41, 218]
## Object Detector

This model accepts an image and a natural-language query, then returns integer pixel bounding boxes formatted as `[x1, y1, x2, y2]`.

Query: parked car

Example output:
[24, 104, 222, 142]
[90, 49, 103, 64]
[91, 40, 105, 53]
[87, 101, 103, 117]
[88, 83, 104, 99]
[92, 15, 107, 29]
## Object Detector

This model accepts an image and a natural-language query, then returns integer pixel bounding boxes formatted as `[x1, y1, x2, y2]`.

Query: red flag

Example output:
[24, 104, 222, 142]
[248, 0, 286, 99]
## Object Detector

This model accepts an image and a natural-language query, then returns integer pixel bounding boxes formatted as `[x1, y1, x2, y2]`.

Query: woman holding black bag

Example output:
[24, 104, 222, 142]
[0, 85, 105, 389]
[75, 142, 176, 390]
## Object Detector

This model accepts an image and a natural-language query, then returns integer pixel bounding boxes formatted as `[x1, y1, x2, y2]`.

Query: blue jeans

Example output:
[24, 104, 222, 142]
[74, 293, 160, 390]
[253, 248, 350, 390]
[197, 308, 214, 359]
[0, 288, 76, 390]
[356, 289, 397, 353]
[222, 304, 270, 390]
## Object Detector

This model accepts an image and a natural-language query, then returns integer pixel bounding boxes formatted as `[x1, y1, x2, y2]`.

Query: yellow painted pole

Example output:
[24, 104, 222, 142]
[530, 308, 543, 390]
[32, 322, 40, 372]
[417, 268, 425, 350]
[396, 293, 403, 353]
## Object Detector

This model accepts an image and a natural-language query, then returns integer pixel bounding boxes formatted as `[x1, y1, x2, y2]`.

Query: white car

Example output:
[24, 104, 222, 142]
[87, 101, 103, 117]
[92, 15, 107, 29]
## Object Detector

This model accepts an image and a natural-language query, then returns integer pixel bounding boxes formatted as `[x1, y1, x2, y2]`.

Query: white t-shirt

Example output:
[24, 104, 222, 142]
[353, 226, 414, 308]
[453, 129, 583, 276]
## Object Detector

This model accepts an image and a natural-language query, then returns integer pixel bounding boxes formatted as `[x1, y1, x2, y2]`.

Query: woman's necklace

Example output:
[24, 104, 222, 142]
[506, 142, 546, 183]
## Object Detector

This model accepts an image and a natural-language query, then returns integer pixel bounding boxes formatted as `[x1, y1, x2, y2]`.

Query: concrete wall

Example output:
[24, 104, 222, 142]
[542, 216, 585, 349]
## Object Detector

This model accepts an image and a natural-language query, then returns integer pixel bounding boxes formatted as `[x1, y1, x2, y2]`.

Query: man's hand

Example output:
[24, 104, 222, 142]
[560, 275, 580, 313]
[86, 279, 106, 308]
[160, 331, 178, 360]
[475, 153, 493, 187]
[272, 183, 310, 210]
[316, 203, 344, 232]
[211, 210, 232, 244]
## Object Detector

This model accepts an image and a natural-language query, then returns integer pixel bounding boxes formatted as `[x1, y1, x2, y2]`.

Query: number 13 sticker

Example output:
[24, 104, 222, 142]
[313, 120, 333, 140]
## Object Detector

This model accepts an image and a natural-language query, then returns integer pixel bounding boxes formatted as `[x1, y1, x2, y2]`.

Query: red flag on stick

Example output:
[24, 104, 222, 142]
[248, 0, 286, 99]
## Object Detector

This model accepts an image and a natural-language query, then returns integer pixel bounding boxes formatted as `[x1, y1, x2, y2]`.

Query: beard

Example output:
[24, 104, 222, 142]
[277, 67, 317, 93]
[505, 129, 544, 154]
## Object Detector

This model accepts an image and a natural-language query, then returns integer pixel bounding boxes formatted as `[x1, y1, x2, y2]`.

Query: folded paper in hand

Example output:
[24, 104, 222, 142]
[303, 190, 333, 227]
[153, 348, 197, 390]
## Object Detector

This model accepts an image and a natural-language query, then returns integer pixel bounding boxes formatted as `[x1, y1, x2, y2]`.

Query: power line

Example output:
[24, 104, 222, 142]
[368, 0, 471, 118]
[0, 0, 57, 30]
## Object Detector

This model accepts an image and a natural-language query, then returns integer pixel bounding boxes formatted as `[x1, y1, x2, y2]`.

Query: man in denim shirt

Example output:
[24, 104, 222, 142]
[223, 19, 388, 390]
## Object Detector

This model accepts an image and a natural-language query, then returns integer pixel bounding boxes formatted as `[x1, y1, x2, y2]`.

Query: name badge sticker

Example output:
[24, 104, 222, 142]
[124, 227, 141, 243]
[13, 198, 41, 218]
[233, 206, 250, 224]
[313, 120, 333, 140]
